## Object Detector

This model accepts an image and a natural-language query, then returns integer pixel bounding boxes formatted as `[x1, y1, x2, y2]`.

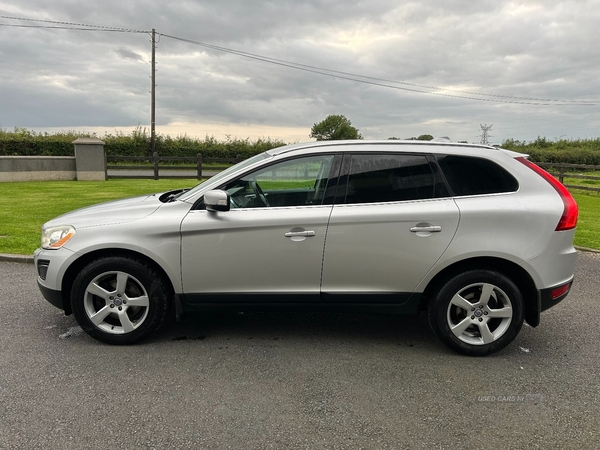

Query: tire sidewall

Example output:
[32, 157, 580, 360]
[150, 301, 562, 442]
[428, 270, 524, 356]
[71, 257, 169, 344]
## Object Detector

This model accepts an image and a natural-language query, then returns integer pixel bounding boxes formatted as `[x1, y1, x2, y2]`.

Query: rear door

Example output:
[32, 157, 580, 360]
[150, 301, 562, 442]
[321, 153, 460, 301]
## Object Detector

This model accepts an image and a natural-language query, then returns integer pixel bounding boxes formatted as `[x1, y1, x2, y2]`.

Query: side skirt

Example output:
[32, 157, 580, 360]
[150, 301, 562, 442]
[175, 292, 422, 316]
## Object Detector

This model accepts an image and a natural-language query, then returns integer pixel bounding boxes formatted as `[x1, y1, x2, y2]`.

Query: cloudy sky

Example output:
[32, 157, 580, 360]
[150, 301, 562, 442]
[1, 0, 598, 144]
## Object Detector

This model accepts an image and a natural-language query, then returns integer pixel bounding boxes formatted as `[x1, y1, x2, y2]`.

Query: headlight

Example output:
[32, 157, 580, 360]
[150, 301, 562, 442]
[41, 225, 76, 249]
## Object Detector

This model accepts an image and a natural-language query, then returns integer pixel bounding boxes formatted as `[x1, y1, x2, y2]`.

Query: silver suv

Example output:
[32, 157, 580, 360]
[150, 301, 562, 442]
[34, 140, 578, 355]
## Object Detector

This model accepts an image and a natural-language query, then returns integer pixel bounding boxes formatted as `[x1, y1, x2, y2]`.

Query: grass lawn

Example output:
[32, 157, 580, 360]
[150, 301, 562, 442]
[571, 191, 600, 249]
[0, 179, 198, 255]
[556, 172, 600, 249]
[1, 179, 599, 254]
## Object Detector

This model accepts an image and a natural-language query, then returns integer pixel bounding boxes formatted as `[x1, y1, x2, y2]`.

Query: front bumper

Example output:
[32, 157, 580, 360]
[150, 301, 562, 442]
[37, 279, 70, 313]
[34, 247, 74, 315]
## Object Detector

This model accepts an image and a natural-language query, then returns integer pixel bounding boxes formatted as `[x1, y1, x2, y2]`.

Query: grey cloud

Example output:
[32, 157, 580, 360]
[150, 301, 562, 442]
[0, 0, 599, 143]
[115, 47, 144, 62]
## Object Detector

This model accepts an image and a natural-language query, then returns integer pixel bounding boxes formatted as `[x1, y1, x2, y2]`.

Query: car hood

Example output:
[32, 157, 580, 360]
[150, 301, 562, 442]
[43, 193, 165, 229]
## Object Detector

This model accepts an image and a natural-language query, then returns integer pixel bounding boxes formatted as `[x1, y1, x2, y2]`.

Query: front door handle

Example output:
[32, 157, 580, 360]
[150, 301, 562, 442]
[285, 231, 316, 238]
[410, 225, 442, 233]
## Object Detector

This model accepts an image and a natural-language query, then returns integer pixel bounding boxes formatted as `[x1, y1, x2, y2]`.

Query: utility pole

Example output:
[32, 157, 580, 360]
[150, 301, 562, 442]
[151, 28, 156, 155]
[480, 124, 493, 145]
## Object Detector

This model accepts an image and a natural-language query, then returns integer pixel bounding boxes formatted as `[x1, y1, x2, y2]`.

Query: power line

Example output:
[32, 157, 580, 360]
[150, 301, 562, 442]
[158, 33, 597, 106]
[1, 14, 598, 107]
[0, 23, 146, 32]
[162, 35, 595, 105]
[0, 15, 147, 33]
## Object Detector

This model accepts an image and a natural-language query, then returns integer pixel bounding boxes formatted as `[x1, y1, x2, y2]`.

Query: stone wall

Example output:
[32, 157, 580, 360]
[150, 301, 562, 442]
[0, 138, 106, 182]
[0, 156, 76, 182]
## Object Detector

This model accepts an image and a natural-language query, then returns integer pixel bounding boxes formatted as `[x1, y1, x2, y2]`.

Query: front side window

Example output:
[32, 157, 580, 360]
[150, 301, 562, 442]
[179, 152, 271, 202]
[222, 155, 335, 208]
[344, 154, 441, 204]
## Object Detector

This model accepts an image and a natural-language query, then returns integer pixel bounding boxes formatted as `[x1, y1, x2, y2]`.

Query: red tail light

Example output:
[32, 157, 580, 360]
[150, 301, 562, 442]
[516, 157, 578, 231]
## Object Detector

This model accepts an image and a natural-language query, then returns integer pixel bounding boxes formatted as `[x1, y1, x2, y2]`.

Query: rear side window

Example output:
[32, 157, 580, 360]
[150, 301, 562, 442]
[344, 154, 444, 204]
[436, 155, 518, 196]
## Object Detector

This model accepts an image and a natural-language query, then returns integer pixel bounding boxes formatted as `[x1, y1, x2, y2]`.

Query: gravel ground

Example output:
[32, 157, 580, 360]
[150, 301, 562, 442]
[0, 253, 599, 449]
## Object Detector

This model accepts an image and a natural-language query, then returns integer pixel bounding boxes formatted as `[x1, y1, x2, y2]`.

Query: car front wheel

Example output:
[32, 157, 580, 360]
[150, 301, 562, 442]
[70, 256, 171, 344]
[428, 270, 524, 356]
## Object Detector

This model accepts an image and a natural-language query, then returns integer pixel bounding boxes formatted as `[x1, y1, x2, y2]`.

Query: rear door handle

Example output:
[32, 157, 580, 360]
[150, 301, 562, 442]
[410, 225, 442, 233]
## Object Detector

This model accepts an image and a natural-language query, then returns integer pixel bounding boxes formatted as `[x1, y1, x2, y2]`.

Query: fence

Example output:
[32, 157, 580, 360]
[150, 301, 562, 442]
[7, 145, 600, 192]
[106, 157, 600, 194]
[537, 163, 600, 193]
[107, 152, 242, 180]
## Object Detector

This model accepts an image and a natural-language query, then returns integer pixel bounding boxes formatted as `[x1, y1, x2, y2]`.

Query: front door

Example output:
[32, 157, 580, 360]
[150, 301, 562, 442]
[180, 154, 336, 302]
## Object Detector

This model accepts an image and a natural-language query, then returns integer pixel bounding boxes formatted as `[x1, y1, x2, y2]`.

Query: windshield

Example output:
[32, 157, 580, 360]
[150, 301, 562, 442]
[177, 152, 272, 202]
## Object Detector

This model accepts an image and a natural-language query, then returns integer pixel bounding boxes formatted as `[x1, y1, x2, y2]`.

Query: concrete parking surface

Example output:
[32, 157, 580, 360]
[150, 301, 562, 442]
[1, 252, 599, 449]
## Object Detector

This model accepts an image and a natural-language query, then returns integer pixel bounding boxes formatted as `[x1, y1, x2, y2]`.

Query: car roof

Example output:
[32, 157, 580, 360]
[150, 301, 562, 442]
[265, 139, 523, 157]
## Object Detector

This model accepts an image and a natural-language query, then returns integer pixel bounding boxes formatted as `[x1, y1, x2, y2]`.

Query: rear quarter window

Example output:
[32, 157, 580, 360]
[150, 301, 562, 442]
[436, 155, 518, 196]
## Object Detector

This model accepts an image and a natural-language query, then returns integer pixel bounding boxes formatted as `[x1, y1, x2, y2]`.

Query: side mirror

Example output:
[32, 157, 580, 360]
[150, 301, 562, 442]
[204, 190, 230, 212]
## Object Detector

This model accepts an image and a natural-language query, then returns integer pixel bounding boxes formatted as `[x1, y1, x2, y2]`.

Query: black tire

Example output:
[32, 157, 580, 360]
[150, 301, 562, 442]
[70, 256, 171, 344]
[428, 270, 524, 356]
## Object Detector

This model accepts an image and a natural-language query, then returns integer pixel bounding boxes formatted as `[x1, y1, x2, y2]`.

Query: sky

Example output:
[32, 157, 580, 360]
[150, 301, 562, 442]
[0, 0, 599, 145]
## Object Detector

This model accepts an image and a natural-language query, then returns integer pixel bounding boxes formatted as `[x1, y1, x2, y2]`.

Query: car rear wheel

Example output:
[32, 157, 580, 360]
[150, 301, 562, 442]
[71, 256, 170, 344]
[428, 270, 524, 356]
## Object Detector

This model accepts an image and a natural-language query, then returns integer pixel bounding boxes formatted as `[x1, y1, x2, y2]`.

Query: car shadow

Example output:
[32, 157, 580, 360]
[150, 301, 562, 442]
[151, 309, 440, 351]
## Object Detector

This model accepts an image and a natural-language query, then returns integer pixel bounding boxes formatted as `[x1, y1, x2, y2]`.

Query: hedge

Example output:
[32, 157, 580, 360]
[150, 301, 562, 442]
[501, 137, 600, 165]
[2, 128, 600, 165]
[0, 127, 287, 159]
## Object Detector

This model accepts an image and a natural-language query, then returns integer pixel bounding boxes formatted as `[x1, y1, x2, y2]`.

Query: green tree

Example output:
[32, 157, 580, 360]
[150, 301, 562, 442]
[403, 135, 434, 141]
[310, 115, 363, 141]
[417, 134, 434, 141]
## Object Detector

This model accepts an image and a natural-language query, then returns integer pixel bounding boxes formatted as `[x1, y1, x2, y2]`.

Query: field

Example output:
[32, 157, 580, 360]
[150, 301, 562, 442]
[1, 179, 599, 255]
[0, 179, 196, 255]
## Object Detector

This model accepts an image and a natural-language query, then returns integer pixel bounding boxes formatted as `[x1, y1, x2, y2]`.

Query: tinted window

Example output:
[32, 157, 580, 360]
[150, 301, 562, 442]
[436, 155, 518, 196]
[344, 154, 441, 204]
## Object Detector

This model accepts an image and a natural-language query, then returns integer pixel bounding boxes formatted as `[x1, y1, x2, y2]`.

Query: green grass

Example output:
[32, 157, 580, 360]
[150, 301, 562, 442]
[0, 179, 199, 255]
[550, 175, 600, 249]
[259, 180, 315, 190]
[1, 180, 600, 254]
[563, 173, 600, 189]
[571, 192, 600, 249]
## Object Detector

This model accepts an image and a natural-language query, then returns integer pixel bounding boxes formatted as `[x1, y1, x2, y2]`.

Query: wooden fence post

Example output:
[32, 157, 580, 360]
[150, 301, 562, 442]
[559, 165, 565, 183]
[197, 153, 203, 180]
[153, 152, 159, 180]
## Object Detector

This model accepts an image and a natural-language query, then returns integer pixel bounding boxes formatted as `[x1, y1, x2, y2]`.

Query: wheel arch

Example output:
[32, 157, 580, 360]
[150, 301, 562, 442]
[420, 256, 540, 327]
[60, 249, 176, 316]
